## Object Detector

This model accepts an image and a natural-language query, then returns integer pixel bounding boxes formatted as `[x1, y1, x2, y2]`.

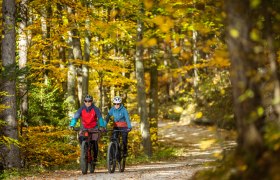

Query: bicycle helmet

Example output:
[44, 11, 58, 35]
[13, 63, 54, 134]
[113, 96, 122, 104]
[84, 94, 93, 101]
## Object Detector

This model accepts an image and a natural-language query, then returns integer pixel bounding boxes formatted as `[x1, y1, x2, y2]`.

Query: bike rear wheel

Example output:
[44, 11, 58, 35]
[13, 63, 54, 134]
[118, 144, 126, 172]
[80, 141, 88, 174]
[89, 143, 95, 173]
[107, 142, 117, 173]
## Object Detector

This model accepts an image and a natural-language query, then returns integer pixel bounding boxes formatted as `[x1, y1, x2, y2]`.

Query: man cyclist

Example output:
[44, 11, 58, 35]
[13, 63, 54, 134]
[69, 94, 105, 163]
[105, 96, 132, 157]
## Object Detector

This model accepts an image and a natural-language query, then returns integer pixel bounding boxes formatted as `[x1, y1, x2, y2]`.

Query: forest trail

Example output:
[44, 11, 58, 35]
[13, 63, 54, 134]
[21, 120, 236, 180]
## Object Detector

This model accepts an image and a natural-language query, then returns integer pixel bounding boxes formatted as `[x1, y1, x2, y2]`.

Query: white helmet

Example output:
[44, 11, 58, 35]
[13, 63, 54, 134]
[113, 96, 122, 104]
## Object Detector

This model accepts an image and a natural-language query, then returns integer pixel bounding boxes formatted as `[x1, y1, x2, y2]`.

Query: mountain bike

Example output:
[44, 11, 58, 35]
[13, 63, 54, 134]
[106, 129, 127, 173]
[73, 127, 100, 174]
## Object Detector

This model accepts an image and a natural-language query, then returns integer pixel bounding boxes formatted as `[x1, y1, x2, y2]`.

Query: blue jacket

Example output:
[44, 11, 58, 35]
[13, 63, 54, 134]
[70, 104, 105, 128]
[105, 104, 132, 129]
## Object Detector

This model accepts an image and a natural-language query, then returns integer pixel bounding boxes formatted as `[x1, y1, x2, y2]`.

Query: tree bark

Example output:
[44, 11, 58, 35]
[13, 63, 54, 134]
[82, 1, 92, 100]
[66, 7, 78, 118]
[0, 0, 21, 168]
[149, 47, 159, 146]
[57, 3, 67, 92]
[135, 3, 152, 157]
[68, 7, 83, 106]
[82, 28, 90, 98]
[40, 4, 52, 86]
[225, 0, 265, 157]
[18, 0, 29, 130]
[263, 0, 280, 126]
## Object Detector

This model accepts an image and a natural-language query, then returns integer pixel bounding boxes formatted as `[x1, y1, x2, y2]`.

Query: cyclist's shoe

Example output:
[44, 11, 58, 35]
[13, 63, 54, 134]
[123, 153, 128, 157]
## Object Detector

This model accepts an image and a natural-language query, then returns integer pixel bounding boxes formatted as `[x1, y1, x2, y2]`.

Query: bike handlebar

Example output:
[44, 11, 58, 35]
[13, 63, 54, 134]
[105, 129, 131, 133]
[72, 127, 105, 132]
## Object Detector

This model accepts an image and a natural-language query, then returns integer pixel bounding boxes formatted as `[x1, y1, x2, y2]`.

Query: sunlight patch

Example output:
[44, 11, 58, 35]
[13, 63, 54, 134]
[199, 139, 217, 150]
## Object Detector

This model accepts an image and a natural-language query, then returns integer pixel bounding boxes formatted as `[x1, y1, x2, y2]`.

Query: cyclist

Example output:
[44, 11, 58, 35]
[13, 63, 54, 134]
[69, 94, 106, 163]
[105, 96, 132, 157]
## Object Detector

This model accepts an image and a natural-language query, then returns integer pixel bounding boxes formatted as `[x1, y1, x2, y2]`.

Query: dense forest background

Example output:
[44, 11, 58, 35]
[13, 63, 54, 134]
[1, 0, 280, 179]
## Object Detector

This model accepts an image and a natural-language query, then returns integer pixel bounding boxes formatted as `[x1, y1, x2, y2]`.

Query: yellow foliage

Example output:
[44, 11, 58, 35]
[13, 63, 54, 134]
[196, 112, 203, 119]
[147, 38, 157, 47]
[250, 28, 261, 41]
[230, 28, 239, 38]
[110, 10, 118, 19]
[20, 126, 79, 167]
[173, 106, 183, 114]
[172, 47, 181, 54]
[144, 0, 153, 9]
[152, 15, 174, 33]
[199, 139, 217, 150]
[207, 50, 230, 68]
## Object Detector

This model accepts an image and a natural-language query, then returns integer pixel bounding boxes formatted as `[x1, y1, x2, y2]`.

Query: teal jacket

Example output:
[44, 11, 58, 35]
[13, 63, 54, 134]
[105, 104, 132, 129]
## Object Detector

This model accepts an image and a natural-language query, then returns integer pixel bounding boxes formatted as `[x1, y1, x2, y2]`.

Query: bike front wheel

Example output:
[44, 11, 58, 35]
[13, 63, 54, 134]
[107, 142, 117, 173]
[80, 141, 88, 174]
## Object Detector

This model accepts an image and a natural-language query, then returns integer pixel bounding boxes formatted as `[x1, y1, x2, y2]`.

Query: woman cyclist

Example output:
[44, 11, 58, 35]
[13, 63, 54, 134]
[105, 96, 132, 157]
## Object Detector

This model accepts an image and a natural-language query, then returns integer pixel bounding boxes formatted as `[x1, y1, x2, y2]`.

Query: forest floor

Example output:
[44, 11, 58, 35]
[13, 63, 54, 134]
[19, 120, 237, 180]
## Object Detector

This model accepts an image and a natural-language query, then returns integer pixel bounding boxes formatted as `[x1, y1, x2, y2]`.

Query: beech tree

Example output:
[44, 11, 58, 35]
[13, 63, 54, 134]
[0, 0, 21, 168]
[18, 0, 28, 130]
[135, 2, 152, 157]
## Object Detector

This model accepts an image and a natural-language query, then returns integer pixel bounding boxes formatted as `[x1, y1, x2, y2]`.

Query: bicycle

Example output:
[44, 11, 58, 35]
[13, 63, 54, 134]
[106, 129, 128, 173]
[73, 127, 100, 174]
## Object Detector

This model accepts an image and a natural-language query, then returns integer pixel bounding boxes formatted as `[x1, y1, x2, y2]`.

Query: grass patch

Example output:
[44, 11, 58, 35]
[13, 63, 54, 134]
[1, 166, 46, 180]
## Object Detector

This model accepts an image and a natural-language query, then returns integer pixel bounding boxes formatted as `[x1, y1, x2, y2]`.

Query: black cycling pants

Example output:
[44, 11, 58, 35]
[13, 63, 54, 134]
[79, 136, 99, 160]
[112, 127, 128, 154]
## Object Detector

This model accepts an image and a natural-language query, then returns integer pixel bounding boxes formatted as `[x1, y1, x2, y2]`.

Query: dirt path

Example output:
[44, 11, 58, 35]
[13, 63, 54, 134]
[21, 121, 236, 180]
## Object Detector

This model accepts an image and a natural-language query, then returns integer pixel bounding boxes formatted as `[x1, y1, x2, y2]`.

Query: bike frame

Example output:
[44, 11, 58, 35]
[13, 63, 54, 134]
[74, 127, 100, 174]
[106, 129, 127, 173]
[81, 129, 99, 162]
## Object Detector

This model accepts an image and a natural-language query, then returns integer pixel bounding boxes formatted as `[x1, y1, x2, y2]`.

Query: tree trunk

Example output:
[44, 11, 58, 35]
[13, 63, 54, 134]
[57, 3, 67, 93]
[192, 30, 199, 97]
[66, 9, 77, 118]
[40, 4, 52, 86]
[135, 3, 152, 157]
[82, 0, 92, 98]
[68, 7, 83, 106]
[263, 0, 280, 126]
[18, 0, 29, 131]
[225, 0, 265, 157]
[82, 28, 90, 98]
[0, 0, 21, 168]
[149, 47, 159, 146]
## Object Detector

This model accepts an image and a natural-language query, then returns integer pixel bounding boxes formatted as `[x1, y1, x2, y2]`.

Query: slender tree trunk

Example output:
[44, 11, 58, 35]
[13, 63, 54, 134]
[66, 9, 77, 118]
[98, 72, 103, 110]
[0, 0, 21, 168]
[18, 0, 28, 130]
[192, 30, 199, 97]
[68, 7, 83, 106]
[149, 47, 159, 146]
[41, 4, 52, 86]
[57, 3, 67, 92]
[192, 1, 199, 98]
[82, 16, 91, 98]
[135, 3, 152, 157]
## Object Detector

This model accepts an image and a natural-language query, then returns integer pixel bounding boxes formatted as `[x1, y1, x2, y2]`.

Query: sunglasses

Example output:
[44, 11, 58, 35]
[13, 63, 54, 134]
[114, 103, 120, 105]
[84, 100, 92, 103]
